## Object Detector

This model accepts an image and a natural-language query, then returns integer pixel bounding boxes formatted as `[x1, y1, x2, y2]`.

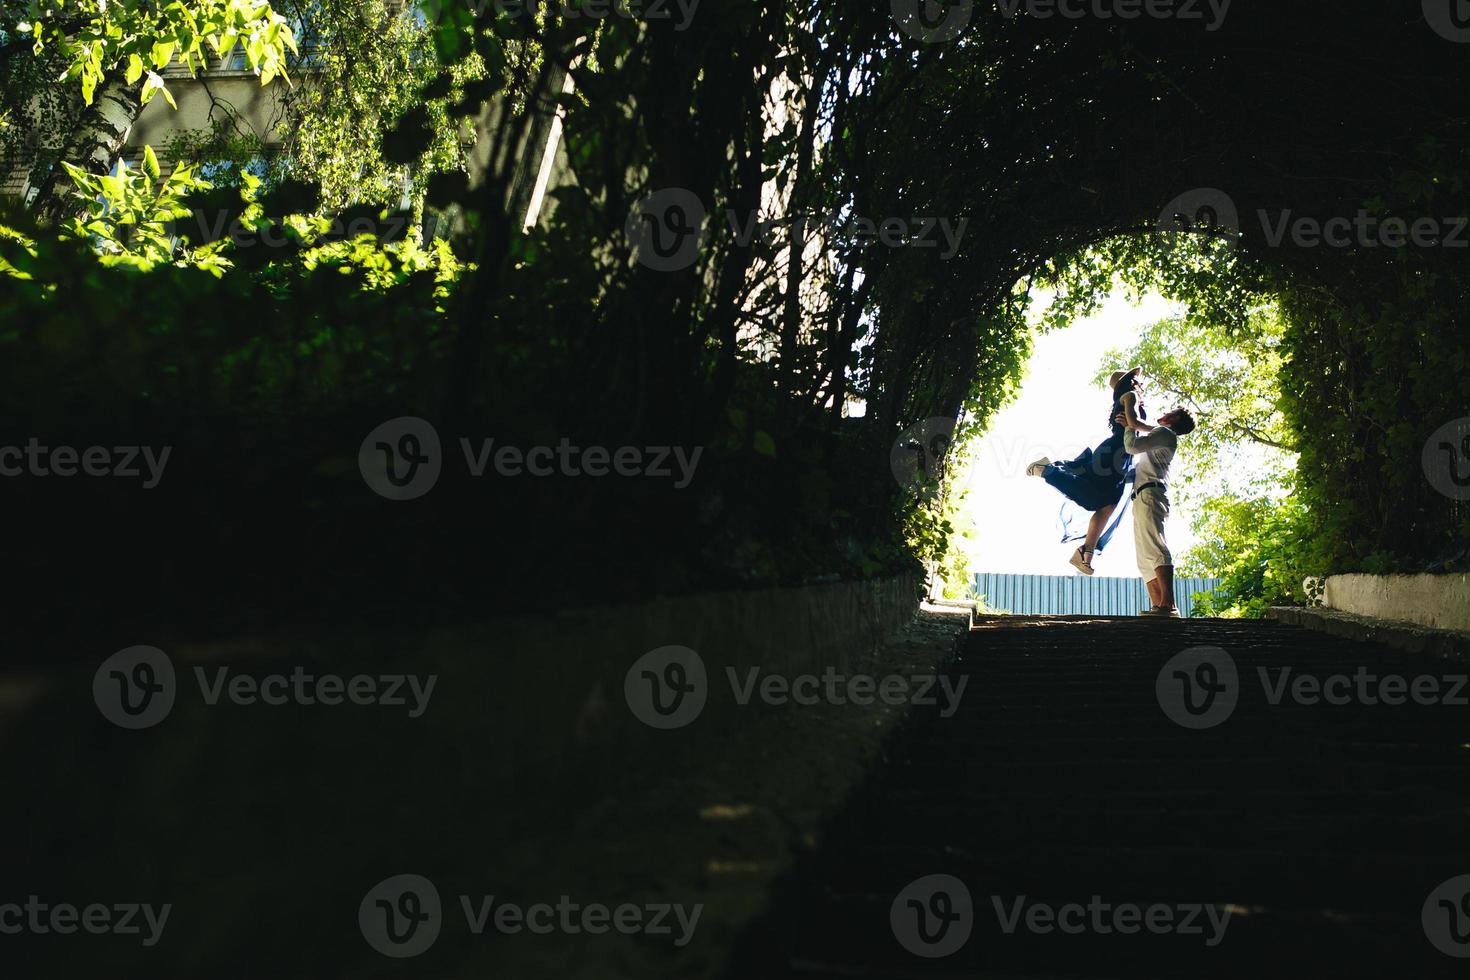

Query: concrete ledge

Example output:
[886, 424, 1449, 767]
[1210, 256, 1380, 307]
[922, 598, 978, 629]
[1323, 572, 1470, 632]
[1267, 605, 1470, 660]
[5, 571, 928, 804]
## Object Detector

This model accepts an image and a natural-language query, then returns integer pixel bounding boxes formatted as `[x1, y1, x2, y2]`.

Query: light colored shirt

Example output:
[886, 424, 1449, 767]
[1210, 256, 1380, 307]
[1125, 425, 1178, 492]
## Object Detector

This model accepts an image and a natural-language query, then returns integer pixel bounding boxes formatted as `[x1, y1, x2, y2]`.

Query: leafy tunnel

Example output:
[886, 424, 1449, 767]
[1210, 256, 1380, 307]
[2, 0, 1466, 629]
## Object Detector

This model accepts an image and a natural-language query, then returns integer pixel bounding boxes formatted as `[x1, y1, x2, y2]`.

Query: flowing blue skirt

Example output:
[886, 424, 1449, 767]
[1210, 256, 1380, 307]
[1042, 431, 1135, 552]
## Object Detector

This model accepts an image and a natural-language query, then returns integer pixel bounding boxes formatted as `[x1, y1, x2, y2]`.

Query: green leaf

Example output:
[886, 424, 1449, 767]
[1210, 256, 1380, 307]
[142, 72, 179, 110]
[142, 145, 161, 180]
[125, 53, 144, 85]
[753, 431, 776, 457]
[151, 40, 176, 69]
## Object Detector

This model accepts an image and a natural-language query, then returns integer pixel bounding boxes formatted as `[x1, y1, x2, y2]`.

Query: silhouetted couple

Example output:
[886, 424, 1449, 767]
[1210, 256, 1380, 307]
[1028, 367, 1196, 617]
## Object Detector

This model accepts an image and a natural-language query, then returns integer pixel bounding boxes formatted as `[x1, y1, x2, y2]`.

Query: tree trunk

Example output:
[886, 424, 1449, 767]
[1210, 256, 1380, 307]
[777, 55, 827, 410]
[28, 76, 142, 224]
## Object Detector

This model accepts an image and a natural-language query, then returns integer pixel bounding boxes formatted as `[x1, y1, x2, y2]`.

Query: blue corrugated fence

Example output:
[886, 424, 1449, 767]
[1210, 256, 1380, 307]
[971, 572, 1221, 618]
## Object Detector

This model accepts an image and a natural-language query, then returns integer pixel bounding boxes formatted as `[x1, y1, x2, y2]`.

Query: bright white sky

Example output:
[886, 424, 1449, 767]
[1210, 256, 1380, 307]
[953, 290, 1192, 576]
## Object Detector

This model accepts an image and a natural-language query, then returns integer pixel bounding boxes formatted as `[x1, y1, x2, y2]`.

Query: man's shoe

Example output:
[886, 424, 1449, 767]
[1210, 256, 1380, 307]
[1141, 606, 1180, 618]
[1026, 457, 1051, 477]
[1068, 547, 1095, 576]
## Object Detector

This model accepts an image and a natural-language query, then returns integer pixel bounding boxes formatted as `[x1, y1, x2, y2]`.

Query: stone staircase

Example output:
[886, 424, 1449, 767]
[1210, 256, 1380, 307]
[732, 616, 1470, 978]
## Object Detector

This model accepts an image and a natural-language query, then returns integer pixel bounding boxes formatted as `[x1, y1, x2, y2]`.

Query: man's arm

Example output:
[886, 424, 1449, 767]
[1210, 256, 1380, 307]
[1124, 427, 1174, 453]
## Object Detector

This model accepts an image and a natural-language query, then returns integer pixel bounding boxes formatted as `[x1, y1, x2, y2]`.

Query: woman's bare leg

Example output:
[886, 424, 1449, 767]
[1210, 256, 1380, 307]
[1083, 504, 1115, 556]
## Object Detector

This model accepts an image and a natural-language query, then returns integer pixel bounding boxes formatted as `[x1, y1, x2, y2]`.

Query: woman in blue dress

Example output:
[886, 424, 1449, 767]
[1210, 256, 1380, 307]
[1026, 367, 1148, 575]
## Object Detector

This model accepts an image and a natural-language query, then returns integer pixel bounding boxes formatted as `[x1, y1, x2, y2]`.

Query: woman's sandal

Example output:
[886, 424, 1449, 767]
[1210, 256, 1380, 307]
[1069, 547, 1095, 576]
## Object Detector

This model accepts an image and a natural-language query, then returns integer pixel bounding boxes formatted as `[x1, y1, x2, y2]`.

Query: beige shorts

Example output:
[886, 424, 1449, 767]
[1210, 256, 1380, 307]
[1134, 489, 1173, 578]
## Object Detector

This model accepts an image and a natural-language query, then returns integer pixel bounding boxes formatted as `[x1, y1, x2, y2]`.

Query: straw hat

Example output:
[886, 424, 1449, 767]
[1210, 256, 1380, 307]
[1108, 366, 1142, 390]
